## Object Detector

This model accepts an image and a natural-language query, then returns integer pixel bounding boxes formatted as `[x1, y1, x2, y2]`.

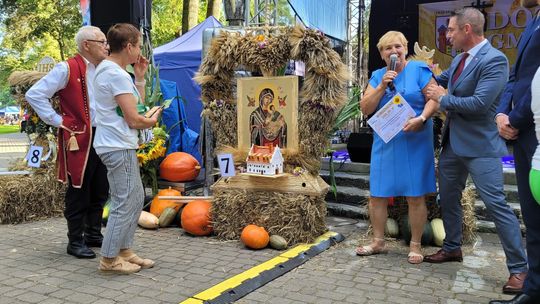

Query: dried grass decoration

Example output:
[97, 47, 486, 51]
[0, 161, 66, 224]
[196, 26, 348, 244]
[195, 25, 349, 174]
[1, 70, 65, 224]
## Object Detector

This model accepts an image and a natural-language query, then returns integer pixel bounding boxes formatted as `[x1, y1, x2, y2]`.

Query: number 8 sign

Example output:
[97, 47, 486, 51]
[26, 145, 43, 168]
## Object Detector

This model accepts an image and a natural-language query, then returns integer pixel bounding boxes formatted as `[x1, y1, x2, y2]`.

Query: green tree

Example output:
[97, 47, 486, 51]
[151, 0, 183, 46]
[0, 0, 80, 102]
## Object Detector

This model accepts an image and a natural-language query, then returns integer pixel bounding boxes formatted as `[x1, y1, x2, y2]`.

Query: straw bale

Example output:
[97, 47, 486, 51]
[0, 162, 65, 224]
[462, 185, 477, 243]
[211, 189, 327, 245]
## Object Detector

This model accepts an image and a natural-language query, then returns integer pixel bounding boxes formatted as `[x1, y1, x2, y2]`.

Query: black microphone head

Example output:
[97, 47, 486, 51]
[389, 54, 398, 71]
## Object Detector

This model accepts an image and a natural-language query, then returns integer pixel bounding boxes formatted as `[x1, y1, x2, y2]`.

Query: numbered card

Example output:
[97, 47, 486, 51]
[26, 145, 44, 168]
[217, 153, 236, 177]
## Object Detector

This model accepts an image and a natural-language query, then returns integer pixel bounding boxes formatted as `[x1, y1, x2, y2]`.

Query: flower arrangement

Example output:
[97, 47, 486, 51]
[137, 126, 167, 195]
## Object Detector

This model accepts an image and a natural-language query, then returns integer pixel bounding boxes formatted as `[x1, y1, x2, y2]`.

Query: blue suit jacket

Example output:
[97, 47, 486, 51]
[497, 17, 540, 132]
[437, 42, 509, 158]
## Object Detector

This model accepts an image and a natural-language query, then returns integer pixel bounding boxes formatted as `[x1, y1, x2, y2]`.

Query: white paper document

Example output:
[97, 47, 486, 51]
[367, 93, 416, 143]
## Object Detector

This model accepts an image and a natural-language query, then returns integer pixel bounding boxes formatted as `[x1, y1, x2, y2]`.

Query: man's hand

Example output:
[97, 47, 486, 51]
[496, 114, 519, 140]
[425, 84, 446, 102]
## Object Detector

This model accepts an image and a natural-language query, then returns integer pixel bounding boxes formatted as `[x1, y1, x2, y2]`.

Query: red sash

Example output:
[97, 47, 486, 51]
[56, 54, 92, 188]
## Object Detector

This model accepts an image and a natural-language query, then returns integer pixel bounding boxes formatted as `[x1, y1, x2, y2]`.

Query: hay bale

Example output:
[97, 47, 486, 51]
[211, 189, 327, 245]
[0, 163, 66, 224]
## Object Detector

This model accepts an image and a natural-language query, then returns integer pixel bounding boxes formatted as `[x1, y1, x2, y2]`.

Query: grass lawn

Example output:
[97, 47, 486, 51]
[0, 125, 21, 134]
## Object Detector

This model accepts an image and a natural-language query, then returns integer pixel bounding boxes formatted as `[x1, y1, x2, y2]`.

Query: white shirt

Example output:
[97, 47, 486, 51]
[92, 59, 139, 154]
[532, 67, 540, 170]
[25, 56, 97, 127]
[464, 39, 489, 69]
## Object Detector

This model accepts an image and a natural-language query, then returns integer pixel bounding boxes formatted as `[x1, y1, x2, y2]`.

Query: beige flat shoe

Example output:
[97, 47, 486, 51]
[122, 254, 155, 269]
[98, 257, 141, 274]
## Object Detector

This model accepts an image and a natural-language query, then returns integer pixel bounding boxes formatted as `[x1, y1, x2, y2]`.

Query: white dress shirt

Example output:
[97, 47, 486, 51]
[463, 38, 489, 69]
[25, 56, 97, 127]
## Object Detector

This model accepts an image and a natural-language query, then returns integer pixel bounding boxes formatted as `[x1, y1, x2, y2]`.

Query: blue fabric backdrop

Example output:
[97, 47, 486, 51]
[154, 16, 222, 164]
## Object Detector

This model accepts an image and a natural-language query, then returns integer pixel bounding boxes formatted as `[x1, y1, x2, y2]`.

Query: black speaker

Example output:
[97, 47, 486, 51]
[347, 130, 373, 163]
[90, 0, 152, 35]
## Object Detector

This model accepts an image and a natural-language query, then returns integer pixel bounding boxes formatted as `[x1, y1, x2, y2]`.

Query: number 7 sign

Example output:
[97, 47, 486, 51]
[217, 153, 236, 177]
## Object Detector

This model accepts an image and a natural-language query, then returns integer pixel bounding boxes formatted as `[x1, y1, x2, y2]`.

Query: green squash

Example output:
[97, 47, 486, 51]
[399, 215, 434, 245]
[400, 215, 412, 244]
[431, 218, 446, 247]
[269, 235, 288, 250]
[158, 207, 178, 227]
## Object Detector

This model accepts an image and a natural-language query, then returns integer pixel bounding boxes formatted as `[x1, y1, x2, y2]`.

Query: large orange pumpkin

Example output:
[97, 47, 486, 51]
[240, 225, 269, 249]
[159, 152, 201, 182]
[181, 200, 213, 236]
[149, 187, 182, 217]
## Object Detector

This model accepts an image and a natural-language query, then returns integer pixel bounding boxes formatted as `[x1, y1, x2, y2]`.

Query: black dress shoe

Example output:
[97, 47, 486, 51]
[489, 294, 537, 304]
[84, 239, 102, 248]
[67, 241, 96, 259]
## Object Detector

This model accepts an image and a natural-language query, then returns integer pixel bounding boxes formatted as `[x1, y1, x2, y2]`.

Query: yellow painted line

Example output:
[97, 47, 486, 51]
[179, 299, 203, 304]
[179, 230, 340, 304]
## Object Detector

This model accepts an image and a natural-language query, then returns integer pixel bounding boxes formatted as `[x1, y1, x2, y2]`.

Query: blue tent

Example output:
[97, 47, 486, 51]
[154, 16, 222, 162]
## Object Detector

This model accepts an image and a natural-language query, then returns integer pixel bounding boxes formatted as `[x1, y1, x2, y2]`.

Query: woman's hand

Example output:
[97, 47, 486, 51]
[379, 70, 397, 89]
[403, 116, 424, 132]
[133, 55, 149, 81]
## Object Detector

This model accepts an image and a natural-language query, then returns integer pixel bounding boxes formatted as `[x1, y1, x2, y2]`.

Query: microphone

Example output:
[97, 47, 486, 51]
[388, 54, 398, 91]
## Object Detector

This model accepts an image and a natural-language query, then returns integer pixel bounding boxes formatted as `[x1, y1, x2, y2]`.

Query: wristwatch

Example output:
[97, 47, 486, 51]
[419, 115, 427, 124]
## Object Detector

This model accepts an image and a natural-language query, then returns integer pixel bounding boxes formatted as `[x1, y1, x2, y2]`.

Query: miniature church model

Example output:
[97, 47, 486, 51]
[246, 144, 284, 175]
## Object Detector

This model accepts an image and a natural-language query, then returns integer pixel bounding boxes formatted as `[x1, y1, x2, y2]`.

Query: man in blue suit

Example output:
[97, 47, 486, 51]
[491, 1, 540, 303]
[424, 7, 528, 295]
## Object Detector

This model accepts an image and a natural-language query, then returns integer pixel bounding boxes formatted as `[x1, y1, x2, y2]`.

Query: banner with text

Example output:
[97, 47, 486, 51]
[419, 0, 539, 70]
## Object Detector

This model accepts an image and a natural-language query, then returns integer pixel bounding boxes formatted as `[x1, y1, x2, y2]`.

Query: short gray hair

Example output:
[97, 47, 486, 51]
[452, 7, 485, 36]
[74, 26, 103, 52]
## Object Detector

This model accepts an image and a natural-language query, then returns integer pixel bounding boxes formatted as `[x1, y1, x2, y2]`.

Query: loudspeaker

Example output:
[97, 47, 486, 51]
[90, 0, 152, 35]
[347, 130, 373, 163]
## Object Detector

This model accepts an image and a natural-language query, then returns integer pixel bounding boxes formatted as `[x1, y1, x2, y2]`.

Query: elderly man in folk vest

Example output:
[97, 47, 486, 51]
[26, 26, 110, 259]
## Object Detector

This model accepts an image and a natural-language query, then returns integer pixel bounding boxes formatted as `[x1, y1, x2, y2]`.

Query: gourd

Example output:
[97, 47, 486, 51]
[399, 215, 433, 245]
[384, 218, 399, 238]
[181, 200, 213, 236]
[269, 235, 288, 250]
[240, 225, 270, 249]
[159, 152, 201, 182]
[431, 218, 446, 247]
[138, 211, 159, 229]
[149, 187, 182, 217]
[158, 207, 177, 227]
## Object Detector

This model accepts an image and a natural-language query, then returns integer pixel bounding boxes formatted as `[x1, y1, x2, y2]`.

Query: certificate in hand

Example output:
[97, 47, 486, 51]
[367, 93, 416, 143]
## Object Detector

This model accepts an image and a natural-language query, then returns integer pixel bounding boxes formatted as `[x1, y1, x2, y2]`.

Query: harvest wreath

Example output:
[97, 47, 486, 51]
[194, 25, 349, 244]
[195, 25, 349, 174]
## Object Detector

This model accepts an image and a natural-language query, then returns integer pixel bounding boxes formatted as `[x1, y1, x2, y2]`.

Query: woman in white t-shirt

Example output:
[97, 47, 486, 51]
[93, 23, 162, 274]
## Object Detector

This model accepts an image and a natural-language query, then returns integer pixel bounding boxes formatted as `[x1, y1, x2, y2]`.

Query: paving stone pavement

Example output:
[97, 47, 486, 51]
[0, 215, 519, 304]
[0, 132, 29, 170]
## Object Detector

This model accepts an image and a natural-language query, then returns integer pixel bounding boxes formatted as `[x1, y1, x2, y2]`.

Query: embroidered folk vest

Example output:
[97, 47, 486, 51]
[56, 54, 92, 188]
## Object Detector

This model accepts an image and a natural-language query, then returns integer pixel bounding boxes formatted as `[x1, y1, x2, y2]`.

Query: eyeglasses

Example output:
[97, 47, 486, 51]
[86, 39, 108, 46]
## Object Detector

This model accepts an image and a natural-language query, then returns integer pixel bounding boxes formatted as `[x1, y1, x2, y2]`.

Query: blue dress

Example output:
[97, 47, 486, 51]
[368, 60, 437, 197]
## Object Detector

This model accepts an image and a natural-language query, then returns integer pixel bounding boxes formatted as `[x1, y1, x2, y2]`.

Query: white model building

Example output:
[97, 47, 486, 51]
[245, 144, 284, 175]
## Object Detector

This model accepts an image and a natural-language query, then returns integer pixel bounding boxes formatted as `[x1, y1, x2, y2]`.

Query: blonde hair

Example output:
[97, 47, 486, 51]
[376, 31, 408, 52]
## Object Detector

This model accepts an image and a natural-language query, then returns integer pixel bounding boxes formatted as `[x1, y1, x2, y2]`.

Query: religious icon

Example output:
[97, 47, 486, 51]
[237, 76, 298, 151]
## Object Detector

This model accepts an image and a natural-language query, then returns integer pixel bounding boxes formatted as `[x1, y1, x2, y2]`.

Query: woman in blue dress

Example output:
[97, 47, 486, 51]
[356, 31, 438, 264]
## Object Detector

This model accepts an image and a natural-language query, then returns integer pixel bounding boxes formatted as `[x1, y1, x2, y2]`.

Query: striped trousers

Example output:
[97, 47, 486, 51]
[97, 149, 144, 258]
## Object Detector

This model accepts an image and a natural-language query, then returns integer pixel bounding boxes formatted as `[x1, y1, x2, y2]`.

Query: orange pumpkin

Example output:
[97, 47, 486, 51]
[181, 200, 213, 236]
[240, 224, 269, 249]
[149, 187, 182, 217]
[159, 152, 201, 182]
